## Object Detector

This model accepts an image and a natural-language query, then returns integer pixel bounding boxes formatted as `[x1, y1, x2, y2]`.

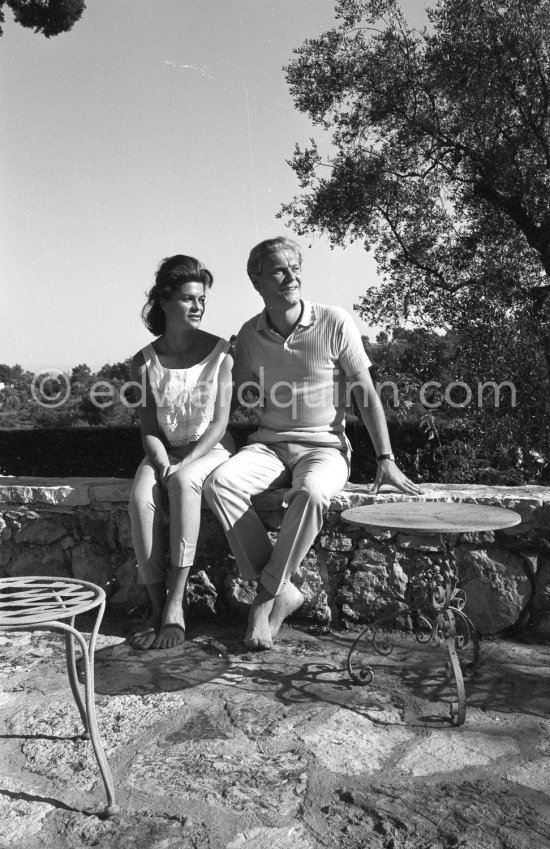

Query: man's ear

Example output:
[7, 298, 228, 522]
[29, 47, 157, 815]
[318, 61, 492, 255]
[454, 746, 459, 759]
[249, 274, 262, 293]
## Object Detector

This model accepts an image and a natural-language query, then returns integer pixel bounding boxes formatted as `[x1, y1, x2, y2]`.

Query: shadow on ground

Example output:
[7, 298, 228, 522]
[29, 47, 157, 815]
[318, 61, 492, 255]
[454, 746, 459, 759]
[90, 639, 232, 695]
[87, 621, 550, 722]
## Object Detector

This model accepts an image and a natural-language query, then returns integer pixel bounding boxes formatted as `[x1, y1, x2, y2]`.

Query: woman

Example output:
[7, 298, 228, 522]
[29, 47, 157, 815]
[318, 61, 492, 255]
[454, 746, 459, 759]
[128, 254, 234, 650]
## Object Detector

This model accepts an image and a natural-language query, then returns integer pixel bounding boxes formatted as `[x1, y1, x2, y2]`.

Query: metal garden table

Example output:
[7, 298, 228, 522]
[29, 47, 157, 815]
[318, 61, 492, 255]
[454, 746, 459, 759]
[0, 576, 119, 817]
[342, 501, 521, 726]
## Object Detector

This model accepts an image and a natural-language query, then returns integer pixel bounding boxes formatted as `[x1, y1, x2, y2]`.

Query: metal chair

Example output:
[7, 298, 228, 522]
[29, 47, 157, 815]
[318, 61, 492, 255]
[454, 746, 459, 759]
[0, 576, 119, 817]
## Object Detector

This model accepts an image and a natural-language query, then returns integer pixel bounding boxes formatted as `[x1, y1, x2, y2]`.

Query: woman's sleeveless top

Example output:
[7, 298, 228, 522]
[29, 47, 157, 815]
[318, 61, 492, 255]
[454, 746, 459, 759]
[141, 338, 230, 447]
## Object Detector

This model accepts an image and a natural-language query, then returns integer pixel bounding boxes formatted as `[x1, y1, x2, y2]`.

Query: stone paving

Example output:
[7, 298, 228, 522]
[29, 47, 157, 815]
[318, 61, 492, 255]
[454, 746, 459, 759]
[1, 616, 550, 849]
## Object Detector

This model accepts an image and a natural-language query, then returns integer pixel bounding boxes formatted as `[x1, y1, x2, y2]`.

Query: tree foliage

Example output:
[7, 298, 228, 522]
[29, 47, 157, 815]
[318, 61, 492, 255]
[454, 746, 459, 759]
[0, 362, 139, 429]
[282, 0, 550, 363]
[363, 321, 549, 482]
[0, 0, 85, 38]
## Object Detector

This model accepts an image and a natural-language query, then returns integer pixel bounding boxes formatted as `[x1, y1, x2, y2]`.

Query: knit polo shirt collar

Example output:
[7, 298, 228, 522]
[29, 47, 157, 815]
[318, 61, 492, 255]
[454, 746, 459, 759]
[256, 300, 316, 332]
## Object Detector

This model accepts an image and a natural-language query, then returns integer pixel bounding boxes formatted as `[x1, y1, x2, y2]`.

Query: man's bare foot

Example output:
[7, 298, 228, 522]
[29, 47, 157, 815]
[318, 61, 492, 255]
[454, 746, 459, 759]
[245, 588, 275, 651]
[127, 616, 161, 651]
[269, 583, 304, 639]
[152, 601, 186, 650]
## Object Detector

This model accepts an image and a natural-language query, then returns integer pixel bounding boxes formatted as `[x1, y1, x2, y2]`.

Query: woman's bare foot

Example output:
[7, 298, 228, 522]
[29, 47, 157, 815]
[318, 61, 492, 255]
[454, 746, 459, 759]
[128, 580, 167, 650]
[269, 583, 304, 639]
[152, 600, 186, 650]
[244, 588, 275, 651]
[127, 615, 161, 651]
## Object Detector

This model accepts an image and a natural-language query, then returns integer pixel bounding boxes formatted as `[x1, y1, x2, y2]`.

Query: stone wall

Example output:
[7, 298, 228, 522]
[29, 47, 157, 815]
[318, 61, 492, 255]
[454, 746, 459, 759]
[1, 476, 549, 640]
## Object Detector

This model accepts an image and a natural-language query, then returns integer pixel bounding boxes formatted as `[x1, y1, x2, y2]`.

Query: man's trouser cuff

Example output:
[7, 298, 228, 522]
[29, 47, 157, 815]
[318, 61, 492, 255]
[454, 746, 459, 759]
[260, 569, 286, 598]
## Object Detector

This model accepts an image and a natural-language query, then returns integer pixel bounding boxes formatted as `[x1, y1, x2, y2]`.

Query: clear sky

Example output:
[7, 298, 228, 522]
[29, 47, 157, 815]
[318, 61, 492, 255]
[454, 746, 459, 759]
[1, 0, 429, 373]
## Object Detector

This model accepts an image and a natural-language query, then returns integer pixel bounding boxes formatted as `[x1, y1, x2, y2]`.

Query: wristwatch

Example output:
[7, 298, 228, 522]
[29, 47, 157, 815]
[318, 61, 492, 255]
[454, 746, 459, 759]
[376, 453, 395, 462]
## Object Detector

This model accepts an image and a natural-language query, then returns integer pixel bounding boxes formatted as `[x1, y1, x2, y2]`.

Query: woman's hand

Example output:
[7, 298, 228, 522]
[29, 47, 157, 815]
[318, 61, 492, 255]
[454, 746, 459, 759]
[371, 459, 422, 496]
[158, 464, 173, 488]
[159, 457, 193, 487]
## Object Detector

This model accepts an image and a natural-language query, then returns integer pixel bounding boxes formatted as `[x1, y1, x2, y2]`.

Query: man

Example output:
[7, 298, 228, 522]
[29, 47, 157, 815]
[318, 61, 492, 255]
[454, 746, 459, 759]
[203, 237, 420, 650]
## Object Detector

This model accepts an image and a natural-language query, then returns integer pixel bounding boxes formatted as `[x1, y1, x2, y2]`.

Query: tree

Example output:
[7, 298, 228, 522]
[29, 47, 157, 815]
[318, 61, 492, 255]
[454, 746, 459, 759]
[0, 0, 85, 38]
[282, 0, 550, 373]
[70, 363, 91, 380]
[69, 362, 90, 387]
[97, 359, 132, 384]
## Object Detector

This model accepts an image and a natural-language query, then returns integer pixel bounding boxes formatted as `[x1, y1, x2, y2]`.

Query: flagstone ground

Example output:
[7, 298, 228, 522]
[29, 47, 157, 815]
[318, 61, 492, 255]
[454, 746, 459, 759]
[1, 615, 549, 849]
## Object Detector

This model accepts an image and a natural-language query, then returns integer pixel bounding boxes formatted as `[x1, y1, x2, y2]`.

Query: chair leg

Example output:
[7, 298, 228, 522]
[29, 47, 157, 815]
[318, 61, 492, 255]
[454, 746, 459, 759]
[65, 625, 120, 817]
[64, 625, 89, 736]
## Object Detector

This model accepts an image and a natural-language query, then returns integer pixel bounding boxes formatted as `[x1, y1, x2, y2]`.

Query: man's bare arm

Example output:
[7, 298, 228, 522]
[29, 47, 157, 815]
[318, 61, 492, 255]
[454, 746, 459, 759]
[351, 368, 422, 496]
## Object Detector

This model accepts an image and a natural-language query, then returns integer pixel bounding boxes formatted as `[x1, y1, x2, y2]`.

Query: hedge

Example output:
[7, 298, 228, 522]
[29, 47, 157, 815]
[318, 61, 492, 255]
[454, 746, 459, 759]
[0, 421, 453, 482]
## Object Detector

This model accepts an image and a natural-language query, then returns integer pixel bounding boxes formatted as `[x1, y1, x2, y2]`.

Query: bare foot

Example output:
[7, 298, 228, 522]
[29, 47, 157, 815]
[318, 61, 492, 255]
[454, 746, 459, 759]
[152, 602, 186, 650]
[127, 616, 161, 651]
[269, 583, 304, 639]
[245, 588, 275, 651]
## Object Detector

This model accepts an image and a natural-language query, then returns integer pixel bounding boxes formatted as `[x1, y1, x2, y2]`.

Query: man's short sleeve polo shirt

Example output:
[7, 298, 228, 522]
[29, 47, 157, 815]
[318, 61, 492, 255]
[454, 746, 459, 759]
[232, 301, 372, 446]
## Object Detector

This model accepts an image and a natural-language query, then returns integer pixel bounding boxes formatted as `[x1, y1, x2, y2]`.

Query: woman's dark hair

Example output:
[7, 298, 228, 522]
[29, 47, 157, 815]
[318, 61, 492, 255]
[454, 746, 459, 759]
[142, 255, 214, 336]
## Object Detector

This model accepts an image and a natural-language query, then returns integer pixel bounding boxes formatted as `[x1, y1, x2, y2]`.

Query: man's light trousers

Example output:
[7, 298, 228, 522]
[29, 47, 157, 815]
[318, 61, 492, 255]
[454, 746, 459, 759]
[203, 441, 349, 597]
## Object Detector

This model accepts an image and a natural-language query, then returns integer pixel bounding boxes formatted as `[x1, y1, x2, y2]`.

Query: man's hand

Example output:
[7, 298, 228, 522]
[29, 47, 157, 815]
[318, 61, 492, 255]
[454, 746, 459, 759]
[371, 459, 422, 496]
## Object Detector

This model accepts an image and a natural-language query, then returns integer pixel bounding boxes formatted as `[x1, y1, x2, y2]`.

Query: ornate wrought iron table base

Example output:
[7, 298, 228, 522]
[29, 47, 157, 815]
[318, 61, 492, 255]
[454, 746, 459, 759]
[342, 502, 521, 727]
[346, 541, 480, 725]
[0, 576, 119, 817]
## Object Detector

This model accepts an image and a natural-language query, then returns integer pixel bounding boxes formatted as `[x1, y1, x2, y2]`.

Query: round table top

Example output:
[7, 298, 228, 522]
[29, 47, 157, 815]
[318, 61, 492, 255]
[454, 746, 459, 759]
[0, 576, 105, 627]
[342, 501, 522, 535]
